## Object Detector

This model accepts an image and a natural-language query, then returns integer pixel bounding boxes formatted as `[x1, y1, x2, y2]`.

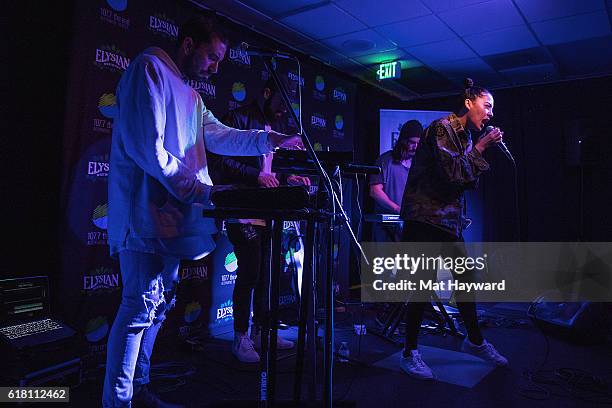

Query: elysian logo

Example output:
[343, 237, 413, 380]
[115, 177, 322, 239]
[186, 79, 216, 99]
[311, 114, 326, 129]
[148, 15, 178, 39]
[83, 268, 119, 291]
[94, 46, 130, 72]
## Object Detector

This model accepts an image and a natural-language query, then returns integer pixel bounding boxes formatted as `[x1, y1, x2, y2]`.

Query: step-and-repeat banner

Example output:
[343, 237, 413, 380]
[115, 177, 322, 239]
[59, 0, 356, 365]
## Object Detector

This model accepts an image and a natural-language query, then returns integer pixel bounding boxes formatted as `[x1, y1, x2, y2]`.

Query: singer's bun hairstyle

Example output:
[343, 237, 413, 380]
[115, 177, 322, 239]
[456, 77, 491, 113]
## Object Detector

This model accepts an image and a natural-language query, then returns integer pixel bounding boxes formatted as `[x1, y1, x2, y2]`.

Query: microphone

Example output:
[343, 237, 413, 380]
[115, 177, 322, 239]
[238, 42, 292, 59]
[485, 126, 515, 163]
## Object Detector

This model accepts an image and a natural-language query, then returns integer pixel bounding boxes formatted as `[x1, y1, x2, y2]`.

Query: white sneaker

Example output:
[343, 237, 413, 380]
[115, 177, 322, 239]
[232, 332, 260, 363]
[461, 338, 508, 367]
[399, 349, 435, 380]
[251, 328, 295, 350]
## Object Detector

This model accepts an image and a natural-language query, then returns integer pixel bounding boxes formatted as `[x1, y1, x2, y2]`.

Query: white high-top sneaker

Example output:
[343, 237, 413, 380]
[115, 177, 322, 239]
[399, 349, 435, 380]
[232, 332, 260, 363]
[461, 338, 508, 366]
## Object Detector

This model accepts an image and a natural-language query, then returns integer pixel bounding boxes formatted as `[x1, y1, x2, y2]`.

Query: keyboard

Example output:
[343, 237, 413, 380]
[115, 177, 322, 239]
[0, 319, 63, 340]
[211, 185, 327, 211]
[364, 213, 402, 223]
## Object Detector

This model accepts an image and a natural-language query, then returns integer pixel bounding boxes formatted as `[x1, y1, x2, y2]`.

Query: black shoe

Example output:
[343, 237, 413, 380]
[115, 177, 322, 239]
[132, 385, 184, 408]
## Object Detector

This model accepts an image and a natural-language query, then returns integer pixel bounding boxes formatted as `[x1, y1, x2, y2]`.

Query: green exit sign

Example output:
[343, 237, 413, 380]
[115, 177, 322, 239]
[377, 61, 401, 80]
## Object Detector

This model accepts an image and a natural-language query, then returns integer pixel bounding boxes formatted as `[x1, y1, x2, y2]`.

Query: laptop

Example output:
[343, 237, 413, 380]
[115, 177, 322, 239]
[0, 276, 76, 349]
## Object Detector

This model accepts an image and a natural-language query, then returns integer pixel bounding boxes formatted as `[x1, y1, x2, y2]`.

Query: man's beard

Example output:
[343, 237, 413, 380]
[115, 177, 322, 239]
[401, 150, 416, 161]
[182, 53, 206, 80]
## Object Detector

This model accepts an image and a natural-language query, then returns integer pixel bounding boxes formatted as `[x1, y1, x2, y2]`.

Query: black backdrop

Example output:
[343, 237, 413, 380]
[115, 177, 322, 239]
[5, 0, 364, 367]
[57, 0, 360, 362]
[401, 76, 612, 242]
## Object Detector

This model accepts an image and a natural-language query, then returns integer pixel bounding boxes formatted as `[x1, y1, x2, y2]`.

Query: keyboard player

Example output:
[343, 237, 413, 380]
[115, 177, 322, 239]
[207, 78, 309, 363]
[369, 120, 423, 242]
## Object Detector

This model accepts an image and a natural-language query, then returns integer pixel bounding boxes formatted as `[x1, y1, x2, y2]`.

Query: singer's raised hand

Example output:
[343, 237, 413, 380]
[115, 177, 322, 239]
[475, 126, 503, 154]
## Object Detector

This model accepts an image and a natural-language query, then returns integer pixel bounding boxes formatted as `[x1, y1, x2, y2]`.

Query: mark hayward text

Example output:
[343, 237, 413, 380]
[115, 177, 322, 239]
[372, 279, 506, 292]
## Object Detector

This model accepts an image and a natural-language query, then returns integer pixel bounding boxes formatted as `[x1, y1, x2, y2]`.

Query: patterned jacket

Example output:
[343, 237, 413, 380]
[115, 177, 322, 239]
[400, 113, 489, 237]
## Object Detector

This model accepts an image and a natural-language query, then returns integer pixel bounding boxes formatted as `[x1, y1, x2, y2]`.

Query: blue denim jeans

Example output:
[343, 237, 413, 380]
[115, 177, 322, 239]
[102, 250, 179, 407]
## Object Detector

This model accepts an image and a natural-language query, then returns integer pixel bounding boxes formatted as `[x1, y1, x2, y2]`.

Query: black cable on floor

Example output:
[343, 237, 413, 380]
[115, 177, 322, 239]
[521, 367, 612, 404]
[519, 316, 612, 404]
[337, 303, 370, 402]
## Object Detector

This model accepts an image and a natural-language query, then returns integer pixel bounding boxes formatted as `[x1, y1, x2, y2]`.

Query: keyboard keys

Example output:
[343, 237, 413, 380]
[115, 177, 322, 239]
[0, 319, 63, 340]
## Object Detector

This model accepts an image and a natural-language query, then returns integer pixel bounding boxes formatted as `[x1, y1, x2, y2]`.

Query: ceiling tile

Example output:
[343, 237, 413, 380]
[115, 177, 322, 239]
[398, 57, 424, 69]
[464, 25, 538, 56]
[531, 11, 611, 45]
[376, 14, 457, 47]
[257, 24, 313, 46]
[420, 0, 492, 14]
[549, 35, 612, 76]
[406, 38, 477, 64]
[447, 73, 508, 89]
[239, 0, 327, 17]
[202, 0, 273, 26]
[428, 57, 496, 78]
[354, 50, 424, 69]
[202, 0, 612, 99]
[280, 4, 366, 40]
[483, 47, 551, 71]
[513, 0, 604, 23]
[437, 0, 524, 36]
[395, 66, 457, 95]
[334, 0, 431, 26]
[353, 49, 409, 65]
[296, 41, 346, 63]
[335, 60, 392, 85]
[499, 63, 560, 84]
[332, 58, 368, 73]
[322, 29, 397, 57]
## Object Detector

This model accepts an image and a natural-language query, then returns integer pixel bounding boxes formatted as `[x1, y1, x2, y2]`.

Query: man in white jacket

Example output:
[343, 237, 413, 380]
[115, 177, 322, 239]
[103, 15, 301, 407]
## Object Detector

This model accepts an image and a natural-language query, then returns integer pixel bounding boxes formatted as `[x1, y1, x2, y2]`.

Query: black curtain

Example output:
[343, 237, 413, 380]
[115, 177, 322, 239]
[396, 76, 612, 242]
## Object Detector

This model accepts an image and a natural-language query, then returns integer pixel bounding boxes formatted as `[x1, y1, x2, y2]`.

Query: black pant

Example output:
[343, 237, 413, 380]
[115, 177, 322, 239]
[227, 223, 271, 333]
[401, 221, 483, 351]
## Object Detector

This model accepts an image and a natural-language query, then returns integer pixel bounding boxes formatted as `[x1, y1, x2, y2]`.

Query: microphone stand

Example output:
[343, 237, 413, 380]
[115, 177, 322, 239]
[499, 143, 520, 242]
[490, 128, 520, 242]
[262, 57, 367, 264]
[260, 55, 367, 408]
[510, 155, 520, 242]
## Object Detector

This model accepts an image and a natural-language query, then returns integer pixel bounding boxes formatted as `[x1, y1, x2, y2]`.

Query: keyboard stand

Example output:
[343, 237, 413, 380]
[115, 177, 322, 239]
[203, 207, 332, 408]
[373, 291, 464, 344]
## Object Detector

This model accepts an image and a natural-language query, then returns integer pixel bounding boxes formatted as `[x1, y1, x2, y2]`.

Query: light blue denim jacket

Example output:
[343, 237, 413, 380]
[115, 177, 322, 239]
[108, 47, 273, 259]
